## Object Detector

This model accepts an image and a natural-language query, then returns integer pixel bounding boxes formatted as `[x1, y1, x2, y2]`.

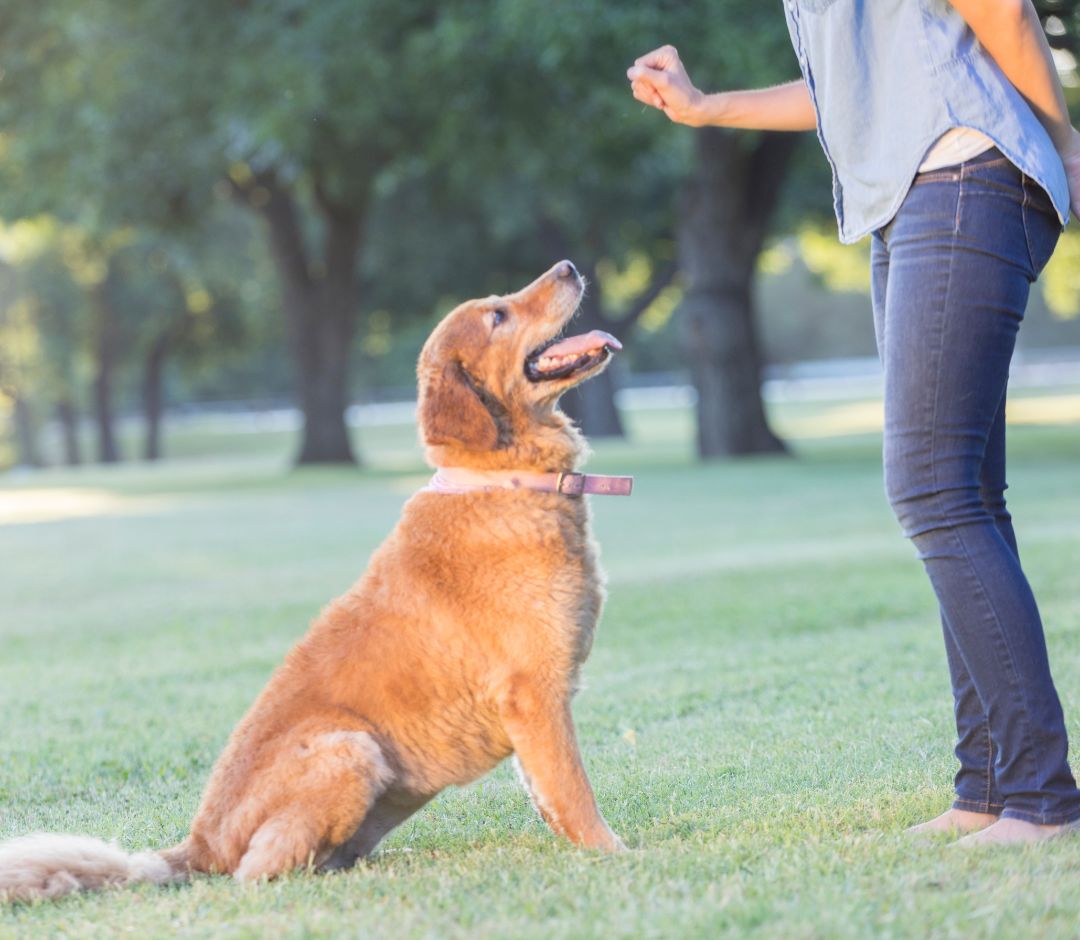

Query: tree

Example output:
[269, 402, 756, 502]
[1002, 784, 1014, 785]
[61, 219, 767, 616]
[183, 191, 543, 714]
[405, 3, 693, 438]
[0, 260, 44, 469]
[677, 130, 799, 456]
[0, 220, 95, 468]
[0, 2, 374, 464]
[173, 2, 522, 463]
[84, 210, 257, 463]
[4, 1, 599, 463]
[459, 1, 819, 454]
[0, 1, 829, 466]
[11, 230, 88, 466]
[625, 2, 817, 457]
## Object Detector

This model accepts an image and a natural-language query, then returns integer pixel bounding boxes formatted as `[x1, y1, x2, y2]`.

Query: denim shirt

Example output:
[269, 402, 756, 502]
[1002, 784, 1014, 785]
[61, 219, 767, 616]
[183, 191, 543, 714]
[783, 0, 1071, 243]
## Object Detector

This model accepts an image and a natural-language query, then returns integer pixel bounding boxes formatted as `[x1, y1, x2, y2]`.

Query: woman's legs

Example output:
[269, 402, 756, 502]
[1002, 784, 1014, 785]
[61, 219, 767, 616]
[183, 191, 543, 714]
[873, 231, 1000, 836]
[941, 393, 1011, 818]
[871, 154, 1080, 835]
[911, 400, 1012, 834]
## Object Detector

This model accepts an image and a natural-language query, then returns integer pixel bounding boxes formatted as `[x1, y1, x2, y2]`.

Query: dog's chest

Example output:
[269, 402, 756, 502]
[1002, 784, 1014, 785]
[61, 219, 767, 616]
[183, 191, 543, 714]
[512, 504, 604, 664]
[420, 496, 601, 636]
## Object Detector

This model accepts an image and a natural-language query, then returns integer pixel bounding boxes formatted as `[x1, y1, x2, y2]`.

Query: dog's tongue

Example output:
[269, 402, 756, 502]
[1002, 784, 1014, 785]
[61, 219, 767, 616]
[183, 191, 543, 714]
[544, 330, 622, 358]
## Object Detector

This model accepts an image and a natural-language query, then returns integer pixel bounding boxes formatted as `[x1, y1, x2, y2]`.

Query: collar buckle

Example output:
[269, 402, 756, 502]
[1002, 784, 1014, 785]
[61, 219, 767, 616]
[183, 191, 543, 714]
[555, 471, 584, 497]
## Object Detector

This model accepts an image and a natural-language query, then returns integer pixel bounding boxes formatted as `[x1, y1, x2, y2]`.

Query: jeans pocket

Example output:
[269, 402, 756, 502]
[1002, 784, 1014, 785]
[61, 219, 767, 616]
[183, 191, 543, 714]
[1023, 187, 1061, 279]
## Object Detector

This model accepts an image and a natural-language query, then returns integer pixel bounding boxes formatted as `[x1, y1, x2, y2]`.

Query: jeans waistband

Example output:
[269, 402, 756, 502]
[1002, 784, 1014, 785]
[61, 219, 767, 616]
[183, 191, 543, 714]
[963, 146, 1007, 169]
[914, 146, 1011, 181]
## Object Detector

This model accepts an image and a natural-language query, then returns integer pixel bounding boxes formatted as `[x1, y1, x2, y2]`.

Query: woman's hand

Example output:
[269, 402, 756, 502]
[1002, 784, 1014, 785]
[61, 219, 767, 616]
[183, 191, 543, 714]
[947, 0, 1080, 221]
[627, 48, 817, 132]
[1058, 125, 1080, 222]
[626, 45, 706, 127]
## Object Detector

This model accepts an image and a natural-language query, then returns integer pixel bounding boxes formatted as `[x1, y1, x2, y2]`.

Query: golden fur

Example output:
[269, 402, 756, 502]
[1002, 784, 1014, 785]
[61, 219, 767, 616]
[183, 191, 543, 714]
[0, 261, 623, 903]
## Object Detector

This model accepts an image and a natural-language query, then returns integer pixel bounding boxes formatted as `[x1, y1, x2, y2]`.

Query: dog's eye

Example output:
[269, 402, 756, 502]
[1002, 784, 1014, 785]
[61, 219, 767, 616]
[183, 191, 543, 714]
[491, 309, 508, 327]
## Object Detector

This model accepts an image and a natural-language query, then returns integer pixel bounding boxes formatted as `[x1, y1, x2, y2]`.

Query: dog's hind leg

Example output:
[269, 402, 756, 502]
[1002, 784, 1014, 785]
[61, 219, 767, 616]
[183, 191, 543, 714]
[320, 791, 432, 870]
[232, 730, 393, 882]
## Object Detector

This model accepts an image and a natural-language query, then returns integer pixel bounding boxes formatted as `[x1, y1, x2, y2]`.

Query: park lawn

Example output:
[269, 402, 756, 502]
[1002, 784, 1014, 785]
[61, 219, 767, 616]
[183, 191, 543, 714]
[1, 397, 1079, 939]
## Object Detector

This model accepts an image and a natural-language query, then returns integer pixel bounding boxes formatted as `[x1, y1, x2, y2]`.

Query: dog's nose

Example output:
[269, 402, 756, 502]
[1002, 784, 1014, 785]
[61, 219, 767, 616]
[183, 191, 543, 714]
[554, 260, 578, 280]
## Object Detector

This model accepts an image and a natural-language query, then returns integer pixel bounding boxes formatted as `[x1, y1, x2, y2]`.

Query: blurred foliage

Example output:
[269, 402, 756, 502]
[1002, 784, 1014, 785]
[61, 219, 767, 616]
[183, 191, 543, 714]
[0, 2, 1077, 467]
[1036, 0, 1080, 56]
[0, 221, 86, 411]
[1042, 228, 1080, 318]
[794, 227, 872, 294]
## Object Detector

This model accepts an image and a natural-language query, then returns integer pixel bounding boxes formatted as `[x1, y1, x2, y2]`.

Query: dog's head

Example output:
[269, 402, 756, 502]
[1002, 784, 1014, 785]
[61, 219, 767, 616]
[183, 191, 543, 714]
[417, 260, 621, 470]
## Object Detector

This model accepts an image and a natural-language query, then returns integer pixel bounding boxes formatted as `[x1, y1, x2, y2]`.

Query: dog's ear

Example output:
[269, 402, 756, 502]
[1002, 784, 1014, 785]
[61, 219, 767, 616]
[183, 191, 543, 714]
[420, 361, 505, 451]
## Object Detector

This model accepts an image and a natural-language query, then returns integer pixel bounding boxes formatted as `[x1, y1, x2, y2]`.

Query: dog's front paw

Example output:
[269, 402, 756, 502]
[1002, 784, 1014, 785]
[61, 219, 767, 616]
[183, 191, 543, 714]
[605, 835, 628, 854]
[589, 825, 627, 854]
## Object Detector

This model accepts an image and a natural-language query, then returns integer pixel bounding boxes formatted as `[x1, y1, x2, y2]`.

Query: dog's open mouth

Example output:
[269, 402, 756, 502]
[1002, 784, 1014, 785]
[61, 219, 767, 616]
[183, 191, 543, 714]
[524, 330, 623, 382]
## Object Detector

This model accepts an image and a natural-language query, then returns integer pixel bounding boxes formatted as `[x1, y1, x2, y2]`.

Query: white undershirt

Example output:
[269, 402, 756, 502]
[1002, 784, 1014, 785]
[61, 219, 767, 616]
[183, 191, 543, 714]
[918, 126, 996, 172]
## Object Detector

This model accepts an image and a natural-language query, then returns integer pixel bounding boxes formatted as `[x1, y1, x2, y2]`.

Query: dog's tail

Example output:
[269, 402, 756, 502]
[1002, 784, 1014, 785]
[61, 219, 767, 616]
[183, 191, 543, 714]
[0, 833, 189, 903]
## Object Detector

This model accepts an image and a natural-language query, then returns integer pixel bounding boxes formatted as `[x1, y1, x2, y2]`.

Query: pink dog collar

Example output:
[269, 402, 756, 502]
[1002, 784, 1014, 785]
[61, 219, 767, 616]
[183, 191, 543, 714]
[424, 467, 633, 497]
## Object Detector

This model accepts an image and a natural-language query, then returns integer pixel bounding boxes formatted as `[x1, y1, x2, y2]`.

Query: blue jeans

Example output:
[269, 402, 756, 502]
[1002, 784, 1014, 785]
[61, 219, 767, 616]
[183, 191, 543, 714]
[871, 149, 1080, 825]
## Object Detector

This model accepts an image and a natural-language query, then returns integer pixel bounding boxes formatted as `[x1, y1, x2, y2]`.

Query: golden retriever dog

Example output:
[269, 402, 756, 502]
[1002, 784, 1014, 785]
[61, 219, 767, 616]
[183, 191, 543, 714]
[0, 260, 632, 902]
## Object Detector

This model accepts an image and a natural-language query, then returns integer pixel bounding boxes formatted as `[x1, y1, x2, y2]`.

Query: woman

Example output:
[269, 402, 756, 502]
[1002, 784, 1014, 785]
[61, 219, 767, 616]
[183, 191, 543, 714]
[628, 0, 1080, 845]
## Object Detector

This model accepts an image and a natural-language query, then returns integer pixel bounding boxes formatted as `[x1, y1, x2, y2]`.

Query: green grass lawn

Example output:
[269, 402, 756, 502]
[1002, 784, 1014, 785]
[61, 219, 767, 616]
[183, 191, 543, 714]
[2, 393, 1079, 938]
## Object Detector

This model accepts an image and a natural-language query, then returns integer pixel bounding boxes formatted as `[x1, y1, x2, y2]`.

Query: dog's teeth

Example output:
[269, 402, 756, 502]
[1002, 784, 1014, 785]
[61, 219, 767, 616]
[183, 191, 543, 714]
[534, 349, 606, 375]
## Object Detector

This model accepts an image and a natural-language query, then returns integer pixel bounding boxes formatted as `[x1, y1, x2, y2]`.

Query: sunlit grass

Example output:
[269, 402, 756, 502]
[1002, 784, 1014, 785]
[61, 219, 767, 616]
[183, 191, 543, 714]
[1005, 392, 1080, 426]
[1, 396, 1079, 938]
[771, 386, 1080, 440]
[0, 487, 172, 525]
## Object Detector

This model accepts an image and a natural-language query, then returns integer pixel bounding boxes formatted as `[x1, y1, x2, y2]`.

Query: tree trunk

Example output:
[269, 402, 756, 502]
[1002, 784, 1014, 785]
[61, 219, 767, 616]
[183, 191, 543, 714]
[12, 396, 43, 468]
[142, 332, 170, 462]
[676, 129, 797, 459]
[56, 400, 81, 466]
[294, 307, 356, 465]
[91, 278, 121, 464]
[561, 365, 624, 438]
[680, 285, 781, 456]
[253, 175, 362, 466]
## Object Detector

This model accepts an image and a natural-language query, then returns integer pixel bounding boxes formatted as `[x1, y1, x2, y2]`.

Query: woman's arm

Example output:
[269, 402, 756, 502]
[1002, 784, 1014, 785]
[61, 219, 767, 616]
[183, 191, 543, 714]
[947, 0, 1080, 215]
[626, 45, 816, 132]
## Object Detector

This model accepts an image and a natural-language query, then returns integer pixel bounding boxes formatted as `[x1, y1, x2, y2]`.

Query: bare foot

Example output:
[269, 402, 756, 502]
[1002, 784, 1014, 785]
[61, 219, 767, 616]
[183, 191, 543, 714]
[954, 816, 1078, 846]
[906, 808, 998, 836]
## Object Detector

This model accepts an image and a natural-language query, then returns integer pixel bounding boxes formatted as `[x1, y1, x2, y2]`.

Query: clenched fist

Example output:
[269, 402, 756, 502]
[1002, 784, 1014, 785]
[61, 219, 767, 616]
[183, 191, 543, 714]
[626, 45, 706, 127]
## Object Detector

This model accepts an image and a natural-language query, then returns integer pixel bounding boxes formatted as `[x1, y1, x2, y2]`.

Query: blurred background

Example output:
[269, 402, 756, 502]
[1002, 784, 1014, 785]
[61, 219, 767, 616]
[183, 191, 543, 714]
[4, 8, 1080, 934]
[1, 0, 1078, 472]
